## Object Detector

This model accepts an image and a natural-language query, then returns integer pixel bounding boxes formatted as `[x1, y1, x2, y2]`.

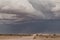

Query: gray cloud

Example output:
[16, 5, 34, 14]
[0, 0, 60, 24]
[0, 20, 60, 34]
[0, 0, 60, 33]
[28, 0, 55, 19]
[0, 0, 36, 24]
[28, 0, 60, 19]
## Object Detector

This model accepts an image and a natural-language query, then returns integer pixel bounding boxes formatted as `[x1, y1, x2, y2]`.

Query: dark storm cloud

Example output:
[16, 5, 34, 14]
[28, 0, 56, 19]
[0, 0, 60, 34]
[0, 0, 36, 24]
[0, 0, 59, 24]
[0, 20, 60, 34]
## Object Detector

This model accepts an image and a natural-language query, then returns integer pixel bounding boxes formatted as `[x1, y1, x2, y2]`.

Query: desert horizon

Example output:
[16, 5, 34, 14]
[0, 0, 60, 40]
[0, 33, 60, 40]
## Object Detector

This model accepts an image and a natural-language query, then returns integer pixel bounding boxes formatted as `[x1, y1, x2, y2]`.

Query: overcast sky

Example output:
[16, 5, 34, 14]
[0, 0, 60, 24]
[0, 0, 60, 33]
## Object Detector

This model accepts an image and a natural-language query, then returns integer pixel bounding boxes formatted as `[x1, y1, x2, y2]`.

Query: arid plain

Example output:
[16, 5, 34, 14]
[0, 34, 60, 40]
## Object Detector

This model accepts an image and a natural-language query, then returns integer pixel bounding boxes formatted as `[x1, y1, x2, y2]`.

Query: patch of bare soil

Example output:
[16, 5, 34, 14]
[0, 34, 60, 40]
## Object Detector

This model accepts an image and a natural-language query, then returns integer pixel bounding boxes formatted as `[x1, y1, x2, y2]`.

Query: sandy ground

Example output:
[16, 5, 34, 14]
[0, 34, 60, 40]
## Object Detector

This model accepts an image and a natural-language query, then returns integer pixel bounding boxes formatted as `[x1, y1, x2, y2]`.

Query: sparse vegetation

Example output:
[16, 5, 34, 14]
[0, 34, 60, 40]
[53, 34, 56, 36]
[33, 36, 36, 39]
[45, 36, 48, 38]
[0, 34, 32, 36]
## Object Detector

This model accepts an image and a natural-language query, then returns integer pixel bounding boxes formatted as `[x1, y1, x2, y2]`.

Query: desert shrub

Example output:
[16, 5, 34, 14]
[53, 34, 56, 36]
[45, 36, 48, 38]
[36, 34, 38, 36]
[33, 36, 36, 39]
